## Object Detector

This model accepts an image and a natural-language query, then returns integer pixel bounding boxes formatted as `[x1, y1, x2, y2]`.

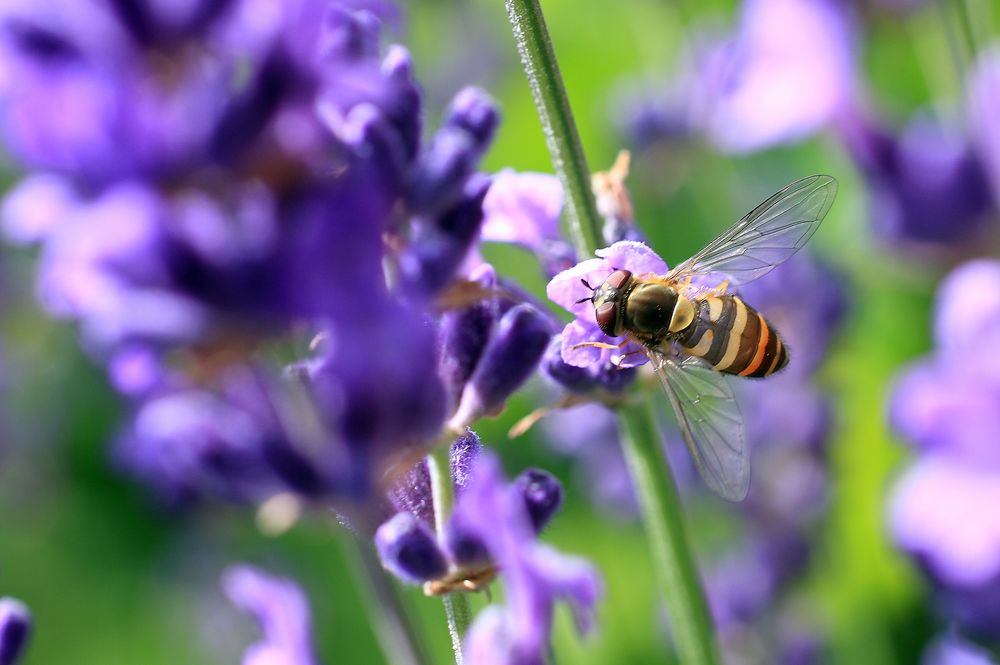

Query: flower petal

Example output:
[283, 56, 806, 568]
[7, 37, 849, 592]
[481, 170, 564, 251]
[596, 240, 668, 276]
[559, 320, 649, 369]
[546, 258, 609, 318]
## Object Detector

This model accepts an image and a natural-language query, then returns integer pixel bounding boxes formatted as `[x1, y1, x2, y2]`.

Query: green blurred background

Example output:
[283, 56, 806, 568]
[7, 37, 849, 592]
[3, 0, 996, 662]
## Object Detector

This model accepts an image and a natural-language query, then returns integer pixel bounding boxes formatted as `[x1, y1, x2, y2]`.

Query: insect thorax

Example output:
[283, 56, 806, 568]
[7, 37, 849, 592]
[623, 282, 685, 340]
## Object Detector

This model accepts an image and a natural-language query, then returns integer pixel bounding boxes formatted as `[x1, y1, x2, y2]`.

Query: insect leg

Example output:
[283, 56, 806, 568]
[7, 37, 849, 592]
[570, 340, 630, 351]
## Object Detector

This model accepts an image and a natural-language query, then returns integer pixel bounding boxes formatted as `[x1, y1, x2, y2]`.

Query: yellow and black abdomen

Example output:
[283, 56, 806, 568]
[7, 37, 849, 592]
[676, 296, 788, 378]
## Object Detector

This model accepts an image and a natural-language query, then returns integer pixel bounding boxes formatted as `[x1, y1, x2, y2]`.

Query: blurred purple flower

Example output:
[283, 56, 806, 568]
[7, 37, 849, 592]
[628, 0, 856, 153]
[707, 533, 810, 629]
[115, 369, 328, 507]
[890, 455, 1000, 588]
[834, 106, 994, 246]
[968, 45, 1000, 206]
[459, 452, 602, 665]
[223, 564, 320, 665]
[890, 260, 1000, 464]
[0, 599, 30, 665]
[924, 634, 997, 665]
[0, 0, 343, 182]
[0, 0, 520, 513]
[736, 255, 848, 378]
[479, 170, 575, 277]
[700, 0, 856, 153]
[546, 240, 667, 369]
[889, 259, 1000, 639]
[540, 403, 642, 517]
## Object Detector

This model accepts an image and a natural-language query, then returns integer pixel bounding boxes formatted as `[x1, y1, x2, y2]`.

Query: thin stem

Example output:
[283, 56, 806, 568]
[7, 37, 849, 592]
[428, 445, 472, 664]
[618, 399, 721, 665]
[954, 0, 978, 61]
[340, 530, 435, 665]
[505, 0, 603, 256]
[504, 1, 721, 663]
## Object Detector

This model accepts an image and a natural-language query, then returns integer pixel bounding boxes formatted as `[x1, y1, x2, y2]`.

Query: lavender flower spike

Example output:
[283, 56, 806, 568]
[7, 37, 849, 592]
[0, 599, 31, 665]
[223, 565, 321, 665]
[459, 453, 602, 664]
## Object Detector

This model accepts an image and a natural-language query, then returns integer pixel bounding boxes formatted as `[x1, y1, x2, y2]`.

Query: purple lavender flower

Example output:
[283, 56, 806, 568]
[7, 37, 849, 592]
[0, 599, 30, 665]
[479, 154, 644, 278]
[376, 432, 573, 594]
[458, 452, 602, 664]
[479, 169, 575, 277]
[889, 259, 1000, 639]
[114, 368, 328, 507]
[834, 105, 994, 246]
[1, 2, 520, 514]
[890, 455, 1000, 589]
[630, 0, 856, 154]
[223, 564, 320, 665]
[546, 240, 667, 368]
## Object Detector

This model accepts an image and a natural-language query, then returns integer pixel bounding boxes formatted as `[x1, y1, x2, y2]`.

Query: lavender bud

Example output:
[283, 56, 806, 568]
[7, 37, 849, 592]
[407, 89, 497, 215]
[408, 129, 477, 214]
[541, 335, 599, 393]
[375, 512, 449, 584]
[444, 87, 500, 150]
[449, 303, 551, 428]
[515, 468, 563, 533]
[443, 513, 492, 569]
[0, 599, 31, 665]
[400, 176, 490, 298]
[323, 7, 380, 61]
[591, 363, 638, 393]
[438, 302, 496, 407]
[450, 429, 482, 495]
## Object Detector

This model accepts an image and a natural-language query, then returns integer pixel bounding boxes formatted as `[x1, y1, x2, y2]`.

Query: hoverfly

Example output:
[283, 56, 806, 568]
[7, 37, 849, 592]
[580, 175, 837, 501]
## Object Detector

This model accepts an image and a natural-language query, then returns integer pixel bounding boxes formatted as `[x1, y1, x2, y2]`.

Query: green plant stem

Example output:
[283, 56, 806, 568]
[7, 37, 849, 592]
[618, 399, 720, 665]
[953, 0, 977, 61]
[428, 445, 472, 665]
[339, 530, 434, 665]
[504, 0, 603, 258]
[504, 0, 721, 662]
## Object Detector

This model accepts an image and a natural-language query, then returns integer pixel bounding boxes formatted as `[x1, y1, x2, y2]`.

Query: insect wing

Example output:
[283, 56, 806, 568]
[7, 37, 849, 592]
[667, 175, 837, 287]
[647, 347, 749, 501]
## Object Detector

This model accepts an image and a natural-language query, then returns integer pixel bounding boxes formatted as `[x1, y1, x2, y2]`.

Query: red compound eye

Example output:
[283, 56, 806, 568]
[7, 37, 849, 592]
[595, 302, 617, 336]
[606, 270, 632, 290]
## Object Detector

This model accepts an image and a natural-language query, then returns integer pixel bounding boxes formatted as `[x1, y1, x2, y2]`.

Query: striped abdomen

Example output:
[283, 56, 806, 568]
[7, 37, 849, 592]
[676, 296, 788, 378]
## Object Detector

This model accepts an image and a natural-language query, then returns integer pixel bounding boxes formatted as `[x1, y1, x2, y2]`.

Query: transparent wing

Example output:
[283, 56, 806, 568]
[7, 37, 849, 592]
[667, 175, 837, 287]
[646, 346, 749, 501]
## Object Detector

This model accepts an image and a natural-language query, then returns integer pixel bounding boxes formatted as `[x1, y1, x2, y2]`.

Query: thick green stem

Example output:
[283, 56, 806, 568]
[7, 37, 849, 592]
[504, 0, 603, 257]
[504, 1, 721, 663]
[428, 446, 472, 664]
[618, 399, 721, 665]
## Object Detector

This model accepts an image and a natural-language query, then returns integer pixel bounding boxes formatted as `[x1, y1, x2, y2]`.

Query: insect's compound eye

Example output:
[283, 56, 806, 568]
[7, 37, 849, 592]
[595, 302, 618, 336]
[606, 270, 632, 290]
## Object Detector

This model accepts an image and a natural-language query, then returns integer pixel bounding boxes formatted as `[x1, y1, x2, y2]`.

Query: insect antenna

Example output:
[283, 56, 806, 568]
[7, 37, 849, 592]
[576, 278, 596, 304]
